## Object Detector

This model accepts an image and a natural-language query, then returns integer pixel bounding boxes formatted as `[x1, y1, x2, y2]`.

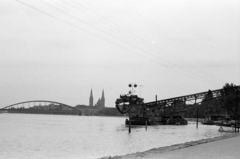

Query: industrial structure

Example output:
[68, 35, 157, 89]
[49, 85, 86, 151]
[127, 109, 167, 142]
[115, 84, 240, 133]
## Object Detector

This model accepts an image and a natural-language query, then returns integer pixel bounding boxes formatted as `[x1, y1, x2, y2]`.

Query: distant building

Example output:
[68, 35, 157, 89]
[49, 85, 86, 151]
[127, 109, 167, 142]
[89, 89, 105, 107]
[76, 104, 90, 109]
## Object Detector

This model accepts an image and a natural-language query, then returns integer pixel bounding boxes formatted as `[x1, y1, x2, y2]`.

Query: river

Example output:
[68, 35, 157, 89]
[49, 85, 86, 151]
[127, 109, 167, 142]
[0, 113, 227, 159]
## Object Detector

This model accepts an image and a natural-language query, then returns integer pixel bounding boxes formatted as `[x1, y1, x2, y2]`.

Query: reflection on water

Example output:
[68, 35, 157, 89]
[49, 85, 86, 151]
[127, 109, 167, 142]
[0, 114, 227, 159]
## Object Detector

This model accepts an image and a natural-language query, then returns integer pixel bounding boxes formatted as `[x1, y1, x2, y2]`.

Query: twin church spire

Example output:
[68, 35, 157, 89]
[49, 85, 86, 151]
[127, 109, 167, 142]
[89, 89, 105, 107]
[89, 89, 93, 106]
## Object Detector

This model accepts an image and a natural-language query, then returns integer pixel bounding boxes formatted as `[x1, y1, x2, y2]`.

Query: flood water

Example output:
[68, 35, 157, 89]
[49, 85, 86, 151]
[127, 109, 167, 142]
[0, 113, 227, 159]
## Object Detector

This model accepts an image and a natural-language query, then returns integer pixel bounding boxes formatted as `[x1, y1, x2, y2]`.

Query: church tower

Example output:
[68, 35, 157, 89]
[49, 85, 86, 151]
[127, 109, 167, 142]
[101, 89, 105, 107]
[89, 89, 93, 106]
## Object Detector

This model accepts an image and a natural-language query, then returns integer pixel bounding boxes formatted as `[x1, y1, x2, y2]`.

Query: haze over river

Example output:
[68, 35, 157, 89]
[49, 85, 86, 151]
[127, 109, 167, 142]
[0, 113, 227, 159]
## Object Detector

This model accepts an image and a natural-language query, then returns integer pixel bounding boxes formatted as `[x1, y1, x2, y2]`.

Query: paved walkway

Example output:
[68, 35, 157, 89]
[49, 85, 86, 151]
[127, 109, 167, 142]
[111, 134, 240, 159]
[145, 134, 240, 159]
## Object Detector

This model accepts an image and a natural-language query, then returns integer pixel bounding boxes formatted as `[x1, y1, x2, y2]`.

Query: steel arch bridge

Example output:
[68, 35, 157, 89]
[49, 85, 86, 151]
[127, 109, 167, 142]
[1, 100, 80, 112]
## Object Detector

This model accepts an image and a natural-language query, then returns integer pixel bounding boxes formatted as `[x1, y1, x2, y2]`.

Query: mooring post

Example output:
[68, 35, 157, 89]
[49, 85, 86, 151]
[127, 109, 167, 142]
[129, 106, 131, 133]
[156, 95, 157, 107]
[197, 107, 198, 128]
[129, 112, 131, 133]
[145, 120, 147, 131]
[156, 94, 158, 116]
[195, 96, 198, 129]
[235, 90, 238, 133]
[238, 115, 239, 133]
[236, 90, 239, 133]
[237, 91, 239, 133]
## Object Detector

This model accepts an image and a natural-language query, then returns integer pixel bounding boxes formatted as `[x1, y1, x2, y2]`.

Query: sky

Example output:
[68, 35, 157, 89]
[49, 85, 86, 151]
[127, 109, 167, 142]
[0, 0, 239, 108]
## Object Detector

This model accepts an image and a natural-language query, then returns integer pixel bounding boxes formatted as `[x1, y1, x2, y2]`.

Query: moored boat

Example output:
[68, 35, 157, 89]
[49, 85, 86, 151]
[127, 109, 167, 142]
[125, 117, 150, 125]
[201, 114, 229, 125]
[125, 111, 188, 126]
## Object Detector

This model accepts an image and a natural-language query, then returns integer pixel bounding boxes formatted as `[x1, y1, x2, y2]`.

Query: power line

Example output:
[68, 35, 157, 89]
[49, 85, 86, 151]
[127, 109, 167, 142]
[70, 0, 226, 84]
[51, 0, 225, 85]
[16, 0, 224, 87]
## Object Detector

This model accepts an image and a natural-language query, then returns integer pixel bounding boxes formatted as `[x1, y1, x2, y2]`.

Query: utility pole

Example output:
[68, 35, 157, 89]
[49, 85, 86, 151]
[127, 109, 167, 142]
[195, 96, 198, 129]
[235, 90, 238, 133]
[129, 106, 131, 133]
[139, 85, 143, 97]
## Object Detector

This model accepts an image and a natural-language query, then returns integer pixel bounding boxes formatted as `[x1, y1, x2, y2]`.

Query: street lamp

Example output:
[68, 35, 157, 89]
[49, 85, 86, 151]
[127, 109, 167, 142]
[128, 83, 137, 95]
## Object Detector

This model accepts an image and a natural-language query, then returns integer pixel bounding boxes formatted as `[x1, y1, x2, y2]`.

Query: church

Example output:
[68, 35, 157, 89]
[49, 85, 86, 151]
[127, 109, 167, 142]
[89, 89, 105, 107]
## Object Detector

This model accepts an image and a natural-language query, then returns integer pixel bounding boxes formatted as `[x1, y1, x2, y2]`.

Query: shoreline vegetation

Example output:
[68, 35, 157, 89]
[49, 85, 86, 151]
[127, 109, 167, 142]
[99, 133, 240, 159]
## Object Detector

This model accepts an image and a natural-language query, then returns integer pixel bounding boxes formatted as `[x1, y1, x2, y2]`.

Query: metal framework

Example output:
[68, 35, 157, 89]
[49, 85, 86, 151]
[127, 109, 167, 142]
[116, 86, 240, 113]
[1, 100, 80, 112]
[116, 86, 240, 133]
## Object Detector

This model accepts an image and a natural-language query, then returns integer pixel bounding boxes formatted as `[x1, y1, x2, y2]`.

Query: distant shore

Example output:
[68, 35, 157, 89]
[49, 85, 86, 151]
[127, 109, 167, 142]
[99, 133, 240, 159]
[2, 107, 124, 116]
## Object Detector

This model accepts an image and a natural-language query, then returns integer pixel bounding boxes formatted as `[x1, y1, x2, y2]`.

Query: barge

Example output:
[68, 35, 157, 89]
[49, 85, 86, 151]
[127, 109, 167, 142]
[201, 114, 231, 126]
[125, 112, 188, 126]
[115, 94, 188, 126]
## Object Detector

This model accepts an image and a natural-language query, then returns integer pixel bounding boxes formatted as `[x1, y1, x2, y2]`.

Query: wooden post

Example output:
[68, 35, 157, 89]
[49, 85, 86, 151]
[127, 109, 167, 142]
[195, 96, 198, 129]
[236, 90, 239, 133]
[145, 120, 147, 131]
[173, 100, 176, 112]
[238, 113, 239, 133]
[197, 108, 199, 128]
[129, 95, 132, 134]
[163, 102, 166, 114]
[156, 94, 158, 116]
[237, 91, 239, 133]
[129, 110, 131, 133]
[235, 90, 238, 133]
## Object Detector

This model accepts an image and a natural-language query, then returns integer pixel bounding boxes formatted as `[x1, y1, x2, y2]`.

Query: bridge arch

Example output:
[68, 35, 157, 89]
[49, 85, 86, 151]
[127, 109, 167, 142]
[2, 100, 81, 112]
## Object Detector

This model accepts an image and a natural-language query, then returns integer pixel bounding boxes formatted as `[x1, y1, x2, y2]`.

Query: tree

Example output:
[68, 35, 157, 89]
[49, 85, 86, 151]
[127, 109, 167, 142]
[195, 89, 223, 118]
[220, 83, 239, 117]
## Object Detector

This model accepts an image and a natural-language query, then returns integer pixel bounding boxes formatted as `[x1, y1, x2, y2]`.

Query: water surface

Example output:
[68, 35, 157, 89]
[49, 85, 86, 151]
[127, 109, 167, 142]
[0, 114, 226, 159]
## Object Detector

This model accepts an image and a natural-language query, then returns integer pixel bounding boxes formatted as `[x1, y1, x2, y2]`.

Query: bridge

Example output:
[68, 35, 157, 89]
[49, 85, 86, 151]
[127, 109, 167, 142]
[0, 100, 82, 115]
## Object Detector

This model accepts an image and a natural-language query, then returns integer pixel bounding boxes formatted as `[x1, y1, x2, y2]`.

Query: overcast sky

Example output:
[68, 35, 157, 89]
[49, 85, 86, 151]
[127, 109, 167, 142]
[0, 0, 239, 108]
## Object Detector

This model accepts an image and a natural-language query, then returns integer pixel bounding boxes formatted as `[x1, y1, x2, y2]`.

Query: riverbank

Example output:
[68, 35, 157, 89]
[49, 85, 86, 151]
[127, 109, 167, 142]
[100, 133, 240, 159]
